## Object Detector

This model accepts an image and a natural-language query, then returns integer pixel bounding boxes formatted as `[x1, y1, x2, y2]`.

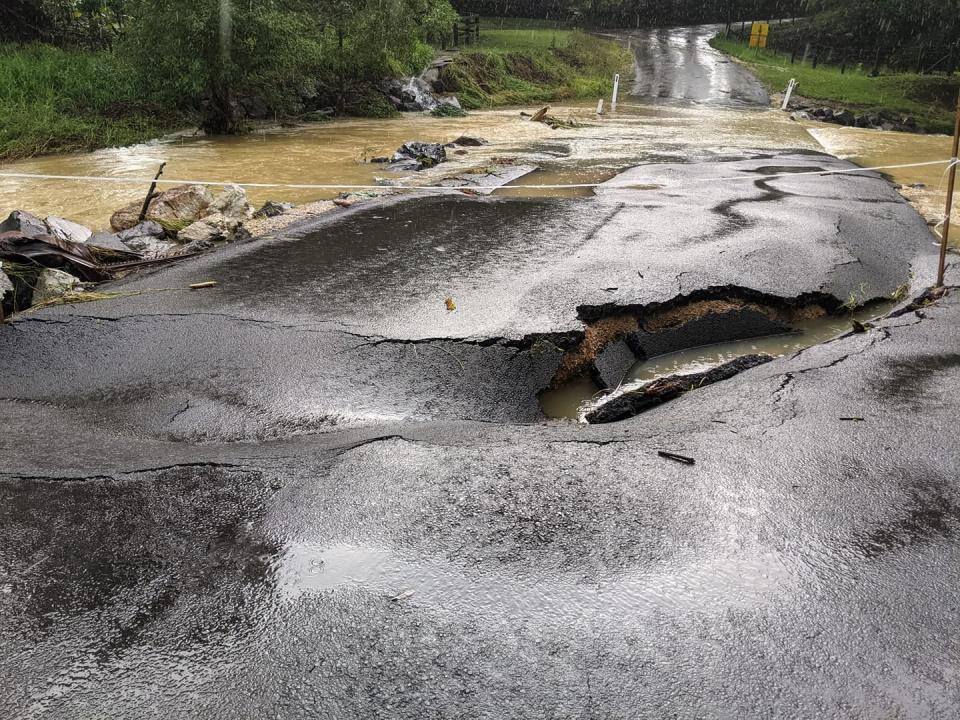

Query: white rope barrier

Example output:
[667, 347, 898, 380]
[0, 158, 953, 193]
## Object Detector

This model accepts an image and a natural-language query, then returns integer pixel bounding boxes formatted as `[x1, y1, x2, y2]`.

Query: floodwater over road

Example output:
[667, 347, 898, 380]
[0, 100, 821, 229]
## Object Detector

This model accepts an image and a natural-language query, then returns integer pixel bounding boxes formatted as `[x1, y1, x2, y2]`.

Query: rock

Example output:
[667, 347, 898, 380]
[833, 109, 856, 127]
[812, 107, 834, 120]
[110, 184, 214, 232]
[438, 95, 461, 110]
[45, 216, 92, 245]
[87, 232, 139, 257]
[0, 268, 13, 306]
[177, 221, 222, 245]
[254, 201, 295, 219]
[388, 141, 447, 171]
[118, 221, 165, 243]
[0, 210, 48, 239]
[585, 355, 774, 424]
[180, 238, 215, 254]
[118, 221, 176, 258]
[208, 184, 253, 223]
[452, 135, 489, 147]
[370, 157, 391, 164]
[790, 111, 811, 122]
[32, 268, 80, 305]
[911, 183, 927, 189]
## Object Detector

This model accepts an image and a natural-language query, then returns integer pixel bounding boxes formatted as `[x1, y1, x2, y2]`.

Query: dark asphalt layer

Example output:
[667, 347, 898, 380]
[626, 25, 770, 106]
[2, 39, 959, 720]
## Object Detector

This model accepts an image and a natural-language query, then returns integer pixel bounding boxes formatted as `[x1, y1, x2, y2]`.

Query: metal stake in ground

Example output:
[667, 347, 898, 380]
[137, 162, 167, 225]
[937, 92, 960, 288]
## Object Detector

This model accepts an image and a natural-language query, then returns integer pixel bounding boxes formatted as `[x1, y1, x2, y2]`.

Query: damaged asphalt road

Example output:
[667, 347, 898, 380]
[2, 148, 960, 718]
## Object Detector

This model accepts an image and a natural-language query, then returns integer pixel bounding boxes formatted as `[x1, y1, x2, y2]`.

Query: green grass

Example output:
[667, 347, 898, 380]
[0, 43, 192, 161]
[439, 26, 632, 109]
[710, 36, 958, 135]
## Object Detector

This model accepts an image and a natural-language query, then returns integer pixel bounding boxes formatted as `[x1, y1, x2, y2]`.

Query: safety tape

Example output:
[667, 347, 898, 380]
[0, 158, 953, 193]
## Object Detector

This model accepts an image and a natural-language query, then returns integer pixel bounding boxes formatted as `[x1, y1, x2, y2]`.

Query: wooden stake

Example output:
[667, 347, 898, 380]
[137, 162, 167, 224]
[937, 92, 960, 288]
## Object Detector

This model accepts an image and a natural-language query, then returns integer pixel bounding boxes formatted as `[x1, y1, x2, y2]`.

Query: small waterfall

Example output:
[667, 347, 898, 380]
[399, 77, 438, 111]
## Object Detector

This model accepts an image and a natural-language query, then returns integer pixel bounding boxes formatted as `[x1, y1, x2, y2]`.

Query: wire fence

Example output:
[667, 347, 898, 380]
[724, 24, 960, 76]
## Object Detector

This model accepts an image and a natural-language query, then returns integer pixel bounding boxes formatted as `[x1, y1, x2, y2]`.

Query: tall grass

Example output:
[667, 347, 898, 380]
[711, 36, 957, 135]
[439, 29, 632, 108]
[0, 43, 192, 160]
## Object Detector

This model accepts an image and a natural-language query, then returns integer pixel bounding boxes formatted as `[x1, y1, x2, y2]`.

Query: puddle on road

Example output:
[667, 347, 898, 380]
[277, 541, 798, 620]
[541, 302, 896, 421]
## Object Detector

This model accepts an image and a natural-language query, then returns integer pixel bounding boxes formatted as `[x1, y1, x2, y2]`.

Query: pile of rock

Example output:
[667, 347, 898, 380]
[380, 136, 489, 172]
[791, 106, 920, 133]
[0, 183, 254, 316]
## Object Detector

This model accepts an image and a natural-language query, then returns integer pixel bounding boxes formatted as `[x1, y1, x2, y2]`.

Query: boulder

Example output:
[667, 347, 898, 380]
[0, 210, 48, 239]
[452, 135, 489, 147]
[790, 111, 811, 122]
[110, 184, 214, 232]
[179, 238, 216, 254]
[438, 96, 461, 110]
[209, 184, 253, 223]
[87, 232, 139, 258]
[388, 141, 447, 171]
[118, 221, 176, 258]
[254, 201, 295, 218]
[45, 216, 92, 245]
[32, 268, 80, 305]
[178, 221, 222, 245]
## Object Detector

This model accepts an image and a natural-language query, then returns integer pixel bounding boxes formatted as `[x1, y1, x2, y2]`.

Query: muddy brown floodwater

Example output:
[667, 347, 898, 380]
[0, 100, 823, 229]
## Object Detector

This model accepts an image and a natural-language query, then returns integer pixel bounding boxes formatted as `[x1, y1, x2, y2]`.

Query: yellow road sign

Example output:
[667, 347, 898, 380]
[749, 22, 770, 49]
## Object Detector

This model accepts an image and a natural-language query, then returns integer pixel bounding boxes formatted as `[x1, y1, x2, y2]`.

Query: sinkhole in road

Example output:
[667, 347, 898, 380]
[540, 297, 896, 422]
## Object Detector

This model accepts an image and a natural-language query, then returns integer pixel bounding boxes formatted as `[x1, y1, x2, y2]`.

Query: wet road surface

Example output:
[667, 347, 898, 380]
[627, 25, 769, 106]
[2, 29, 960, 720]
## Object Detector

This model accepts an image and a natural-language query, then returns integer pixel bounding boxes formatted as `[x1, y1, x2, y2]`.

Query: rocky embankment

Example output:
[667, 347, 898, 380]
[0, 184, 255, 317]
[0, 135, 532, 318]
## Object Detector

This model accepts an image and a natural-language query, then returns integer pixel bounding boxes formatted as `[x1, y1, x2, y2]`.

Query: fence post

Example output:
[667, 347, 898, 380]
[936, 91, 960, 287]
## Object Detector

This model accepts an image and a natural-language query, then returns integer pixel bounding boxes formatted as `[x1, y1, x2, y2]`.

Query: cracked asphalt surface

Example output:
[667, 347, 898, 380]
[2, 27, 960, 720]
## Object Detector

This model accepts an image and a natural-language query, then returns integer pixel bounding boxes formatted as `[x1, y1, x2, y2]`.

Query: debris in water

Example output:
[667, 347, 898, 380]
[658, 451, 696, 465]
[390, 589, 414, 602]
[190, 281, 219, 290]
[445, 297, 457, 312]
[839, 417, 866, 422]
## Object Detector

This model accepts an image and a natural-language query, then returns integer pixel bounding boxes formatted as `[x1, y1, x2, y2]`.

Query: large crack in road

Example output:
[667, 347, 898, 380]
[2, 90, 960, 718]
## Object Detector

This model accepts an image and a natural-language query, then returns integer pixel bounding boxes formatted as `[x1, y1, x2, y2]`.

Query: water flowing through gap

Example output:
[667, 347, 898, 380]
[540, 302, 896, 421]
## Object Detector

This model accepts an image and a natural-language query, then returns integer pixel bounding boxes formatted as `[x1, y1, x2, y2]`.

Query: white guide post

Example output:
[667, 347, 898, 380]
[611, 73, 621, 111]
[781, 79, 798, 111]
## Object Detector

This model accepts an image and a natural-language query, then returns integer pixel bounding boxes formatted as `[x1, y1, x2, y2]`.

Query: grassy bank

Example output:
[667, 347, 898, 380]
[710, 36, 957, 135]
[0, 44, 193, 161]
[0, 22, 631, 162]
[437, 24, 632, 108]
